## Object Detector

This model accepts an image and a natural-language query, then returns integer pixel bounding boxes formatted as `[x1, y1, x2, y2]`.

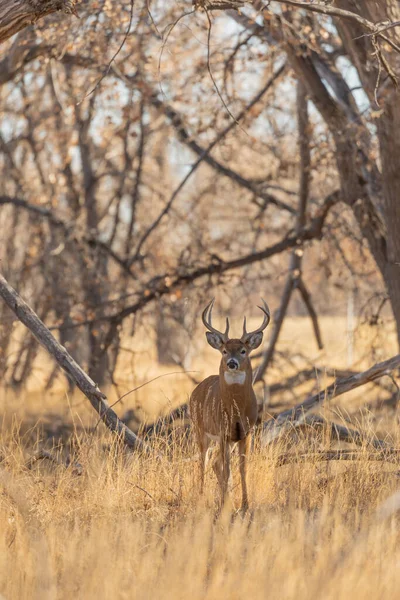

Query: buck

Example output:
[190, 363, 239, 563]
[189, 298, 270, 511]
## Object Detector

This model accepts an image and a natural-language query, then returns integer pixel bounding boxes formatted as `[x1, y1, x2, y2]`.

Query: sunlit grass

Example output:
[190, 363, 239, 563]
[0, 317, 399, 598]
[1, 421, 400, 599]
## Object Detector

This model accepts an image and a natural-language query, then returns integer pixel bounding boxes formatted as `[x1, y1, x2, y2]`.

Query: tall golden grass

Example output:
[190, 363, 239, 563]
[0, 317, 399, 599]
[1, 424, 400, 599]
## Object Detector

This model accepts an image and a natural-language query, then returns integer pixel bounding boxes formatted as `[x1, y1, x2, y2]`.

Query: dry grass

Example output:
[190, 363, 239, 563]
[1, 317, 400, 599]
[1, 426, 400, 600]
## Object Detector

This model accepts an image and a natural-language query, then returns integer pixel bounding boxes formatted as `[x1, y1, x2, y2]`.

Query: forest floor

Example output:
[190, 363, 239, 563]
[0, 316, 400, 599]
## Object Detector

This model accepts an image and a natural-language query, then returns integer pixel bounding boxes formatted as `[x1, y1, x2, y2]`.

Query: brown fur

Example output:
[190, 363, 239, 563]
[189, 339, 258, 511]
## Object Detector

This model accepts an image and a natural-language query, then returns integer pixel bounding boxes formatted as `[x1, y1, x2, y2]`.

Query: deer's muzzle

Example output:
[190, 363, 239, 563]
[227, 358, 239, 370]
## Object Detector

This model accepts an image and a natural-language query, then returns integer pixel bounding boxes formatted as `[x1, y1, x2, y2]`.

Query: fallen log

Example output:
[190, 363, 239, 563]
[0, 273, 147, 451]
[301, 414, 390, 450]
[263, 354, 400, 444]
[276, 449, 400, 467]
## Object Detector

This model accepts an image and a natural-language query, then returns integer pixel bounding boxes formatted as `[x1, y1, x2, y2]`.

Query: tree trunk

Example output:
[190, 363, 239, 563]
[335, 0, 400, 344]
[0, 0, 77, 44]
[155, 301, 193, 368]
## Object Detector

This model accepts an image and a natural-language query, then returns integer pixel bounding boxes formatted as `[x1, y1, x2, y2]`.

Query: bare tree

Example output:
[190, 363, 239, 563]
[1, 0, 399, 397]
[0, 0, 77, 44]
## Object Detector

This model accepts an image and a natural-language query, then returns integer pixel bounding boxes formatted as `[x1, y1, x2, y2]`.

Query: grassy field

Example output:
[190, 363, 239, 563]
[0, 316, 399, 599]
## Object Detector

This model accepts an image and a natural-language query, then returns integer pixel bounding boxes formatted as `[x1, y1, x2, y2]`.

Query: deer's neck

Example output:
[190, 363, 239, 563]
[218, 364, 257, 434]
[219, 363, 253, 391]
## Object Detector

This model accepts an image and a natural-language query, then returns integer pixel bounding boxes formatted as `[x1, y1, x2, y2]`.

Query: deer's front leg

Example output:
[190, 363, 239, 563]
[195, 431, 210, 495]
[238, 434, 252, 512]
[212, 438, 230, 507]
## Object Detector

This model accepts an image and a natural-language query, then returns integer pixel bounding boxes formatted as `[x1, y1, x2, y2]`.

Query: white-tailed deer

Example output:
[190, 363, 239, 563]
[189, 299, 270, 511]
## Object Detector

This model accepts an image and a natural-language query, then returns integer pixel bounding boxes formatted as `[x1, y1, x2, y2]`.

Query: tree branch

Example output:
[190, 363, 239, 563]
[216, 0, 400, 46]
[61, 189, 338, 339]
[150, 84, 296, 216]
[268, 0, 383, 30]
[302, 414, 389, 450]
[0, 0, 77, 45]
[131, 65, 289, 263]
[255, 82, 318, 381]
[297, 279, 323, 350]
[0, 196, 134, 277]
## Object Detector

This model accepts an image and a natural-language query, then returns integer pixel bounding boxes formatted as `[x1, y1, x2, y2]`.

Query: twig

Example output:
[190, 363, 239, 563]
[157, 9, 196, 98]
[130, 64, 287, 263]
[79, 0, 136, 102]
[204, 8, 245, 131]
[26, 449, 83, 475]
[92, 371, 197, 434]
[129, 482, 156, 502]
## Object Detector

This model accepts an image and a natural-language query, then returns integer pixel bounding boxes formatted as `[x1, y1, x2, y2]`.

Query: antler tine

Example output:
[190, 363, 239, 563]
[241, 298, 270, 341]
[224, 316, 230, 339]
[255, 298, 271, 332]
[201, 298, 214, 329]
[201, 299, 229, 341]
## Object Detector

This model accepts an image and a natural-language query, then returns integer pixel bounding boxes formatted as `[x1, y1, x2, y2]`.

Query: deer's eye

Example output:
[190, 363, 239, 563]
[222, 349, 228, 355]
[240, 349, 246, 355]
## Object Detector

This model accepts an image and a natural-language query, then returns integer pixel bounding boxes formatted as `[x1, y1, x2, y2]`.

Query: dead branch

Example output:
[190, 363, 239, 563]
[194, 0, 246, 10]
[297, 279, 323, 350]
[150, 87, 296, 216]
[0, 196, 133, 277]
[276, 449, 400, 467]
[0, 0, 77, 45]
[141, 403, 189, 437]
[0, 273, 147, 451]
[131, 64, 288, 263]
[267, 1, 386, 30]
[255, 82, 322, 381]
[26, 449, 83, 475]
[206, 0, 400, 52]
[259, 0, 400, 52]
[263, 354, 400, 444]
[263, 365, 394, 398]
[53, 190, 338, 339]
[302, 414, 389, 451]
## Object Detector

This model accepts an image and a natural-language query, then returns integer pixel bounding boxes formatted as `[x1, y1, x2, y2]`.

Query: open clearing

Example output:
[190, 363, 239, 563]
[1, 316, 399, 599]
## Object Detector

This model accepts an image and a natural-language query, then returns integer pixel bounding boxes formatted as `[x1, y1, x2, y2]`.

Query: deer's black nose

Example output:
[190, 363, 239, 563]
[227, 359, 239, 370]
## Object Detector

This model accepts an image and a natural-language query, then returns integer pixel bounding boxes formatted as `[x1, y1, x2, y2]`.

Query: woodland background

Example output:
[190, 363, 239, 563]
[0, 1, 400, 598]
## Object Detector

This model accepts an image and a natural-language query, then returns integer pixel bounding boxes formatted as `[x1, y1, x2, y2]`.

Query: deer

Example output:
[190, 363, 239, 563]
[189, 298, 270, 512]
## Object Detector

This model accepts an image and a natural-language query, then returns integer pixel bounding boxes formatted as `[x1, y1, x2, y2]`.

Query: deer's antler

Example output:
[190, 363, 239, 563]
[202, 299, 230, 342]
[241, 299, 270, 342]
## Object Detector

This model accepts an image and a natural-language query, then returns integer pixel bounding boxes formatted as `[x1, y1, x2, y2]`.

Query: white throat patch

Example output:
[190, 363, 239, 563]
[224, 371, 246, 385]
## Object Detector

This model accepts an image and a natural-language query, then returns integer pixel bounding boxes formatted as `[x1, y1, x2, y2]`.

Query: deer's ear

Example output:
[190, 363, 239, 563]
[244, 332, 263, 351]
[206, 331, 224, 350]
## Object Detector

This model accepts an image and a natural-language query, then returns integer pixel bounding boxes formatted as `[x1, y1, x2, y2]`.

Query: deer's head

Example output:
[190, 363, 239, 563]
[202, 299, 270, 374]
